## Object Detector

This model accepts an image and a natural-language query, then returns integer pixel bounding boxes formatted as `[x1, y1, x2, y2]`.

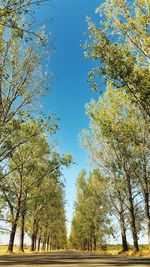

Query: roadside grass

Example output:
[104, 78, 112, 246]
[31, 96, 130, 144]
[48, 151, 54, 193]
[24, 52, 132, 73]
[0, 244, 149, 257]
[97, 244, 150, 257]
[0, 245, 31, 255]
[0, 245, 64, 255]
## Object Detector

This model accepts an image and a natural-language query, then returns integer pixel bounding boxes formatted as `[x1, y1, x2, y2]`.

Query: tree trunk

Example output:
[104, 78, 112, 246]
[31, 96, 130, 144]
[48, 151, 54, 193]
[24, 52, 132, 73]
[125, 168, 139, 251]
[31, 233, 36, 251]
[90, 238, 92, 251]
[30, 217, 38, 251]
[50, 235, 52, 250]
[7, 196, 21, 253]
[47, 242, 49, 251]
[7, 222, 17, 253]
[93, 235, 96, 251]
[38, 237, 41, 251]
[144, 192, 150, 251]
[0, 69, 3, 124]
[42, 239, 46, 251]
[120, 213, 128, 252]
[47, 235, 50, 251]
[0, 26, 4, 124]
[19, 213, 25, 252]
[121, 229, 128, 252]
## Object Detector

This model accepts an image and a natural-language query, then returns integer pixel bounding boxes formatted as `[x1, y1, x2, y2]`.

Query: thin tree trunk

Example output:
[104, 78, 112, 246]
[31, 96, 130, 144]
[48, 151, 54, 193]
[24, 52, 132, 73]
[125, 168, 139, 251]
[42, 239, 46, 251]
[47, 235, 50, 251]
[34, 237, 37, 251]
[50, 235, 52, 250]
[19, 213, 25, 252]
[30, 216, 38, 251]
[38, 237, 41, 251]
[90, 238, 92, 251]
[0, 26, 4, 124]
[144, 192, 150, 251]
[7, 196, 21, 253]
[0, 69, 3, 124]
[93, 235, 96, 251]
[47, 242, 49, 251]
[7, 222, 17, 253]
[31, 233, 35, 251]
[121, 225, 128, 252]
[140, 147, 150, 251]
[120, 213, 128, 252]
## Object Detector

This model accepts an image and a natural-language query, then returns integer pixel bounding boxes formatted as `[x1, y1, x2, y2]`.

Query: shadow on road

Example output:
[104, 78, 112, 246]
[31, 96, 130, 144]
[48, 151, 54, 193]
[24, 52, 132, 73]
[0, 252, 149, 266]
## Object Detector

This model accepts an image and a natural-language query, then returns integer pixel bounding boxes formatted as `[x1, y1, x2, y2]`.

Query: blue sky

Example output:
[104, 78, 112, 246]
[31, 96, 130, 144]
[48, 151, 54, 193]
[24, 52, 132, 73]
[43, 0, 147, 244]
[41, 0, 103, 237]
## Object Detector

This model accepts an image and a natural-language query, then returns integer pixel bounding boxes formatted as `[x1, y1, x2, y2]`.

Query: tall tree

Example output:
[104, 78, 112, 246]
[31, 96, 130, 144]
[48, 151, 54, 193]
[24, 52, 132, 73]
[84, 0, 150, 116]
[82, 83, 149, 251]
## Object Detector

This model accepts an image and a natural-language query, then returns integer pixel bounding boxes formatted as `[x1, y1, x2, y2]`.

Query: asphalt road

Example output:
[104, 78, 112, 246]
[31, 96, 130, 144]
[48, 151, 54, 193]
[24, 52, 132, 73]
[0, 251, 149, 267]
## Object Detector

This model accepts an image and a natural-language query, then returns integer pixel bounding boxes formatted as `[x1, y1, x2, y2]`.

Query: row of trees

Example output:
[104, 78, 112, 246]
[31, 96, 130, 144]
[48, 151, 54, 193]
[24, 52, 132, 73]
[69, 169, 111, 251]
[1, 122, 71, 252]
[0, 1, 71, 252]
[70, 0, 149, 252]
[82, 85, 149, 252]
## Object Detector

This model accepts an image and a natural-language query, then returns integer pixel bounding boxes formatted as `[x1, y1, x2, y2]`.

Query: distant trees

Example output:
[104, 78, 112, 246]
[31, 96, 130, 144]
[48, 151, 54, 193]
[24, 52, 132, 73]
[69, 169, 111, 251]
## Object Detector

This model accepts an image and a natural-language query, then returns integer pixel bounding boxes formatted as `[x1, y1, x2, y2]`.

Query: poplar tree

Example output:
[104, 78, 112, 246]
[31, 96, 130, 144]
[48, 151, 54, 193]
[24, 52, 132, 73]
[82, 83, 149, 251]
[70, 169, 110, 251]
[84, 0, 150, 116]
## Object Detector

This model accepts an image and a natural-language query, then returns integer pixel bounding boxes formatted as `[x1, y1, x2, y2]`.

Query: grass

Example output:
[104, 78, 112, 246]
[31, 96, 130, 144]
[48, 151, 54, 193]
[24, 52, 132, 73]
[0, 245, 31, 255]
[97, 244, 150, 257]
[0, 244, 149, 257]
[0, 245, 65, 255]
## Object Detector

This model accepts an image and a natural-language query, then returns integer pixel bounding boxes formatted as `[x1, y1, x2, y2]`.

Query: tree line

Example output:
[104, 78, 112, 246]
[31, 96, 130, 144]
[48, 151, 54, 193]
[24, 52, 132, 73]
[0, 0, 72, 252]
[70, 0, 149, 253]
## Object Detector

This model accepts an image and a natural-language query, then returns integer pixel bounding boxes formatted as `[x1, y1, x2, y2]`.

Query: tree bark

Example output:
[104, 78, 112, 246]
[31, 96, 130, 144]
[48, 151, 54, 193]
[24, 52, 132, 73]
[144, 192, 150, 251]
[19, 213, 25, 252]
[125, 168, 139, 251]
[31, 233, 36, 251]
[7, 195, 21, 253]
[38, 237, 41, 251]
[121, 224, 128, 252]
[0, 26, 4, 125]
[93, 235, 96, 251]
[120, 212, 128, 252]
[42, 239, 46, 251]
[7, 222, 17, 253]
[50, 235, 52, 250]
[47, 235, 50, 251]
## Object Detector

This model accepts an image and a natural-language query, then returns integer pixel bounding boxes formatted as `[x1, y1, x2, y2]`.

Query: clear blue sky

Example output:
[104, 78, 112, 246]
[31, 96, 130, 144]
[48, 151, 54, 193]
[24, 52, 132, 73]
[42, 0, 147, 244]
[41, 0, 103, 237]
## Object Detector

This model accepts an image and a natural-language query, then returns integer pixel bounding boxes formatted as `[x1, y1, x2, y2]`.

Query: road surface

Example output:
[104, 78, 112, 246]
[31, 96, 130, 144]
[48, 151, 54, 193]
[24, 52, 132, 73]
[0, 251, 149, 267]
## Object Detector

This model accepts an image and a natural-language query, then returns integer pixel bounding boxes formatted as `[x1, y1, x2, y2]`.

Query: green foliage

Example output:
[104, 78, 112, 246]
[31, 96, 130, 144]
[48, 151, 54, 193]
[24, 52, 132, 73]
[0, 119, 71, 252]
[82, 82, 149, 251]
[84, 0, 150, 115]
[70, 169, 111, 250]
[0, 0, 71, 253]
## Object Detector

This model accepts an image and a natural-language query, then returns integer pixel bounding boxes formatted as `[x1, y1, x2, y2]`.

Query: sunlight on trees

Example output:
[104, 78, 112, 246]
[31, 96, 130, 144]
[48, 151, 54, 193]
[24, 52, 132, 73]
[0, 0, 149, 255]
[70, 0, 149, 253]
[0, 0, 72, 253]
